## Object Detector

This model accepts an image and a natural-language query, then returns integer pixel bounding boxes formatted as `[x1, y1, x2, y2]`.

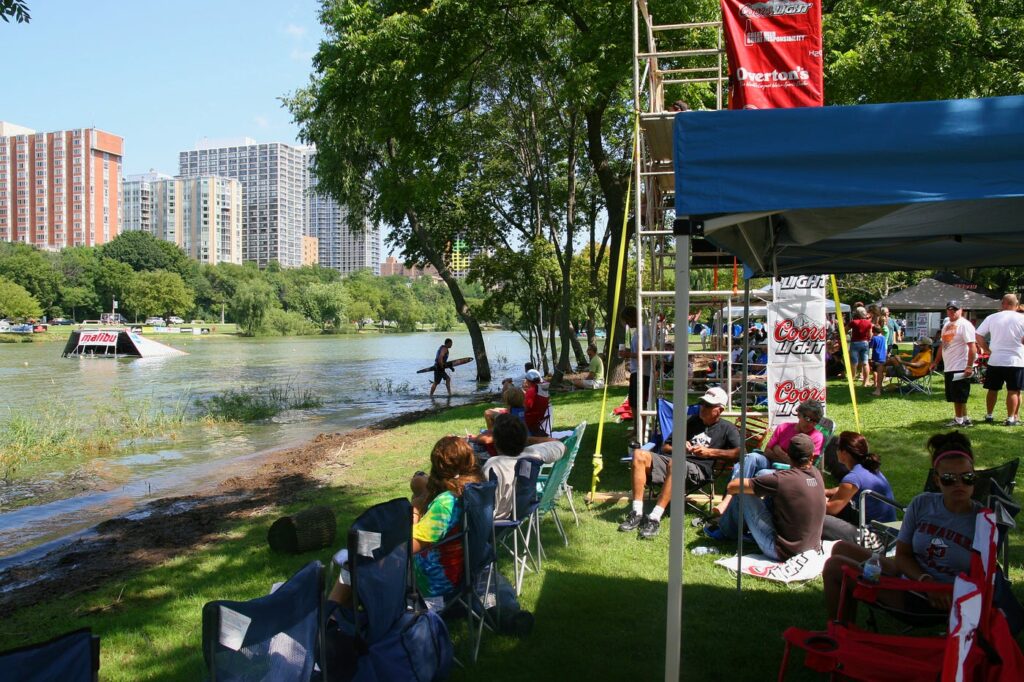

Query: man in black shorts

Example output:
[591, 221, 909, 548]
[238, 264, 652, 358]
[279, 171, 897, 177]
[932, 301, 977, 428]
[976, 294, 1024, 425]
[617, 387, 741, 539]
[429, 338, 453, 397]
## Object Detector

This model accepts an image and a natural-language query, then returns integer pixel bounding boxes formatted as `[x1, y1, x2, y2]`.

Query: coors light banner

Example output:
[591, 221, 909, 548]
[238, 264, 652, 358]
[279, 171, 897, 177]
[767, 276, 827, 423]
[720, 0, 824, 109]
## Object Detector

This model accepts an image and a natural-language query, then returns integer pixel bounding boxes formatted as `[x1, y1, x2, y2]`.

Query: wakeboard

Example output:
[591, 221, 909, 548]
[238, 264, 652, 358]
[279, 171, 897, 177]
[416, 356, 474, 374]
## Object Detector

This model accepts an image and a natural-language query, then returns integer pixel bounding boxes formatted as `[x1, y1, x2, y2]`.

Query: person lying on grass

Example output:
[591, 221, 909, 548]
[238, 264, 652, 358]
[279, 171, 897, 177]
[822, 431, 979, 622]
[329, 435, 482, 606]
[821, 431, 896, 544]
[713, 399, 825, 518]
[704, 433, 825, 561]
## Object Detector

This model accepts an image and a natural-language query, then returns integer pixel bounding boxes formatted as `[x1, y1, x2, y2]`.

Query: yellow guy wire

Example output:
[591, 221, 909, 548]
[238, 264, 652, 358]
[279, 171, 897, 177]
[588, 110, 639, 501]
[829, 275, 861, 431]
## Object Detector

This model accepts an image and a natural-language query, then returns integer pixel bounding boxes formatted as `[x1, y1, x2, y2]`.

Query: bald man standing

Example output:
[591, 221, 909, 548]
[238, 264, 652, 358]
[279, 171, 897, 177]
[976, 294, 1024, 426]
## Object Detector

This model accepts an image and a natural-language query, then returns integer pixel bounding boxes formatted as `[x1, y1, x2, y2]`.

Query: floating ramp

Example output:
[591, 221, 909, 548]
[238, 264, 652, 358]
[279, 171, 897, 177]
[62, 329, 188, 358]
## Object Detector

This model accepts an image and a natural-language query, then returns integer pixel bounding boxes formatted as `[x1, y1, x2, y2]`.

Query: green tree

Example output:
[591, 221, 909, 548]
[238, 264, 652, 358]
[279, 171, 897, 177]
[0, 242, 64, 313]
[93, 258, 136, 318]
[59, 286, 96, 321]
[0, 277, 42, 319]
[299, 281, 350, 329]
[232, 280, 276, 336]
[123, 270, 195, 320]
[0, 0, 29, 23]
[101, 231, 191, 275]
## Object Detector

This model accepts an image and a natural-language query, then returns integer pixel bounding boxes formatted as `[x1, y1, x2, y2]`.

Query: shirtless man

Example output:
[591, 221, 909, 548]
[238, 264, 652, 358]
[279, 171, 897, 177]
[429, 338, 453, 397]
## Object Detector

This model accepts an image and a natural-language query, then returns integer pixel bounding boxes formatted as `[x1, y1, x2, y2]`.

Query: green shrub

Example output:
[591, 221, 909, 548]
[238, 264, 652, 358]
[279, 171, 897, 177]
[195, 383, 323, 422]
[261, 308, 320, 336]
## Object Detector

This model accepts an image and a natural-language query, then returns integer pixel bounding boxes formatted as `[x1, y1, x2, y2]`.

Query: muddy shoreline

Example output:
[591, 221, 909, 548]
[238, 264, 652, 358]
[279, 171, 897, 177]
[0, 402, 479, 617]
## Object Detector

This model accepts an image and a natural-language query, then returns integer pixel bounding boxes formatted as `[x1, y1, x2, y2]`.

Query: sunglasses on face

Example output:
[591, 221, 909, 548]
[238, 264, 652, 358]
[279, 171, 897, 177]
[938, 471, 977, 486]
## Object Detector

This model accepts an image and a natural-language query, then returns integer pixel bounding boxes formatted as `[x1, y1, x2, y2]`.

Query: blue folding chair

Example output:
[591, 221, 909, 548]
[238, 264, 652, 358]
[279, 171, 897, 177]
[622, 399, 673, 462]
[438, 480, 498, 663]
[0, 628, 99, 682]
[492, 457, 542, 595]
[328, 497, 452, 682]
[202, 560, 324, 682]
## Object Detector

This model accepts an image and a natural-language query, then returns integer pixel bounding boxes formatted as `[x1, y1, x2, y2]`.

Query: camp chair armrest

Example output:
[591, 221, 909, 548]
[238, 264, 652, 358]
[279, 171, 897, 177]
[839, 564, 953, 602]
[857, 489, 904, 530]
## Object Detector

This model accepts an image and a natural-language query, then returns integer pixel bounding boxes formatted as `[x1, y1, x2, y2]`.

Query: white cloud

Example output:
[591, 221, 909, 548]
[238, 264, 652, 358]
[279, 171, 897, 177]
[284, 23, 307, 39]
[254, 116, 270, 129]
[290, 47, 314, 63]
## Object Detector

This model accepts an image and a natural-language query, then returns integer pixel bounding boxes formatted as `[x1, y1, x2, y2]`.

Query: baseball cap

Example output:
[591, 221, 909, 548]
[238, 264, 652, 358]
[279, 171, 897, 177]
[525, 369, 542, 382]
[787, 433, 815, 463]
[945, 300, 962, 310]
[916, 334, 933, 345]
[698, 387, 728, 408]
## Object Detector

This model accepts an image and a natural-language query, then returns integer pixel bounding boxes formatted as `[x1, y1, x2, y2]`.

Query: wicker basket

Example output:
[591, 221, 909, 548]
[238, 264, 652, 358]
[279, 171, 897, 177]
[267, 505, 337, 554]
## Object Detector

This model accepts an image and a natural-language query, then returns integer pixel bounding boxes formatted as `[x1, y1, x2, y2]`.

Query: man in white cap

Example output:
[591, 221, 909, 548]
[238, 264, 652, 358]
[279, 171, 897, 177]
[975, 293, 1024, 426]
[931, 301, 977, 427]
[522, 368, 551, 436]
[618, 387, 741, 539]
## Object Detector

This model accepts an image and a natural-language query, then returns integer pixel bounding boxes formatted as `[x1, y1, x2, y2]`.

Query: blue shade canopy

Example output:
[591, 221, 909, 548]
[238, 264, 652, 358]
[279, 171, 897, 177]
[673, 96, 1024, 276]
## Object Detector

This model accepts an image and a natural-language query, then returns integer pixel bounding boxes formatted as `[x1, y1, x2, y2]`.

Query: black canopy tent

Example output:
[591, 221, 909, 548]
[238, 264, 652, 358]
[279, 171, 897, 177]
[662, 95, 1024, 677]
[876, 278, 1002, 312]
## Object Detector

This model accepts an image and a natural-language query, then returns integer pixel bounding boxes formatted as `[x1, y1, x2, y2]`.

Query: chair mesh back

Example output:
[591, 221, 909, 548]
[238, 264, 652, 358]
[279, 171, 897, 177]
[0, 628, 97, 682]
[461, 481, 497, 573]
[348, 497, 412, 643]
[203, 560, 322, 682]
[513, 458, 542, 521]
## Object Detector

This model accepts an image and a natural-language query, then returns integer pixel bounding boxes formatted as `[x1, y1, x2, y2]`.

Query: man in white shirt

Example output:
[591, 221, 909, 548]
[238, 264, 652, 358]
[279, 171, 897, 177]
[975, 294, 1024, 426]
[481, 412, 565, 520]
[931, 301, 978, 427]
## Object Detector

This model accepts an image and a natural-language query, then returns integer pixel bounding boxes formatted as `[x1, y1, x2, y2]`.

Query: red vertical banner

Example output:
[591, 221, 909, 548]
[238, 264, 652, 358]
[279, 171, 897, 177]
[720, 0, 824, 109]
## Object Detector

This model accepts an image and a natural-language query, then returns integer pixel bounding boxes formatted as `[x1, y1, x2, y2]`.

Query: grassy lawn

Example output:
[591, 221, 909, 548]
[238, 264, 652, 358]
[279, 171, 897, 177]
[0, 380, 1021, 679]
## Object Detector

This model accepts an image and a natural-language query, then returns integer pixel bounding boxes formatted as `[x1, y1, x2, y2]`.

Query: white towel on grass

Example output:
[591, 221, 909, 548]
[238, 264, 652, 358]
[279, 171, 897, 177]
[713, 541, 839, 584]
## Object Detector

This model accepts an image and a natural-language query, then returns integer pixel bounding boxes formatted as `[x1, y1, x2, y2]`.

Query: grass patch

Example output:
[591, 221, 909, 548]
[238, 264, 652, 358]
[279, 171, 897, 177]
[194, 383, 323, 421]
[0, 383, 1021, 680]
[0, 390, 193, 483]
[368, 377, 415, 395]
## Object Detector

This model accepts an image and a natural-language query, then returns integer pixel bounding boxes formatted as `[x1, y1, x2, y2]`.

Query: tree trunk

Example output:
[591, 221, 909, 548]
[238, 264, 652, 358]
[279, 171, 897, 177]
[406, 209, 491, 381]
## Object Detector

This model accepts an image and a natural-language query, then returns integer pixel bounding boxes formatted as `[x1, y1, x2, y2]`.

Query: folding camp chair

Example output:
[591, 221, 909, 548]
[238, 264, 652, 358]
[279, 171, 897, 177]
[326, 497, 452, 681]
[438, 480, 498, 663]
[202, 560, 324, 682]
[780, 508, 1024, 681]
[492, 457, 542, 596]
[531, 422, 588, 552]
[893, 367, 937, 395]
[0, 628, 100, 682]
[538, 421, 587, 527]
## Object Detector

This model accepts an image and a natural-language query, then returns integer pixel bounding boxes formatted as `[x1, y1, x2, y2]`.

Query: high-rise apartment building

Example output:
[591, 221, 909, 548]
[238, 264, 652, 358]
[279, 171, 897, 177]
[122, 172, 243, 265]
[0, 122, 123, 249]
[179, 140, 306, 268]
[306, 153, 381, 275]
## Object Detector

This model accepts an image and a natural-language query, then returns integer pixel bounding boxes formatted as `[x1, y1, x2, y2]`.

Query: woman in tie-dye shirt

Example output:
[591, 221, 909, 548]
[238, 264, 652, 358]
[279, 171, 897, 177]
[410, 436, 483, 598]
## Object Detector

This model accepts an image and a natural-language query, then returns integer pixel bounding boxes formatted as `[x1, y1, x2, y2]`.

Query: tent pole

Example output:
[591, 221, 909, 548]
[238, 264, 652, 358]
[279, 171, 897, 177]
[666, 231, 689, 681]
[736, 277, 751, 592]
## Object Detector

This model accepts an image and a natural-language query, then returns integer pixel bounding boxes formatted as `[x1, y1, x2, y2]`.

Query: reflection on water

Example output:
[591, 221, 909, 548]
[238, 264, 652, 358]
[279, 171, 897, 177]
[0, 331, 528, 559]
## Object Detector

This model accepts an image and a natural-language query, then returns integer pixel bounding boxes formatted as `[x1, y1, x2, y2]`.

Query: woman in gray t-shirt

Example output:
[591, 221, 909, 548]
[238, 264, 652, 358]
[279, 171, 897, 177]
[823, 431, 979, 621]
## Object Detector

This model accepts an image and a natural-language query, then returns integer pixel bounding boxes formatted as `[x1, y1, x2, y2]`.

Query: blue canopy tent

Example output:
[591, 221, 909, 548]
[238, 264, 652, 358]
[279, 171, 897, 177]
[660, 95, 1024, 680]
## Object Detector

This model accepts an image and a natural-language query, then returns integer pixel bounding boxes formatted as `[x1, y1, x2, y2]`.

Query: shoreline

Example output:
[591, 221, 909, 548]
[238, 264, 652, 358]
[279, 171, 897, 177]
[0, 399, 487, 617]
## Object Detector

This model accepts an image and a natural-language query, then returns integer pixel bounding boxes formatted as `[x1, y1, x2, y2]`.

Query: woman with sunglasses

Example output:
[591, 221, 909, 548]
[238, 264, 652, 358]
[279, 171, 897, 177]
[823, 431, 980, 621]
[822, 431, 896, 543]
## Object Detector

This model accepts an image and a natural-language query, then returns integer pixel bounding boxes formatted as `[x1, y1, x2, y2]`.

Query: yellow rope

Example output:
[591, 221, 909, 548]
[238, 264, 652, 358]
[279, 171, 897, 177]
[588, 111, 639, 500]
[830, 275, 861, 431]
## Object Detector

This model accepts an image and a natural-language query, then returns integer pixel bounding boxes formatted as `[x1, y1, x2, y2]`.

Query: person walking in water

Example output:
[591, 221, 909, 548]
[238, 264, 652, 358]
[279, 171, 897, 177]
[430, 338, 454, 397]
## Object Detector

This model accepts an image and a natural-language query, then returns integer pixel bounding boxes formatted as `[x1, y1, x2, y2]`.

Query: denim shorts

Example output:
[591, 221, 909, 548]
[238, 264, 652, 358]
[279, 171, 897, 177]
[849, 340, 870, 365]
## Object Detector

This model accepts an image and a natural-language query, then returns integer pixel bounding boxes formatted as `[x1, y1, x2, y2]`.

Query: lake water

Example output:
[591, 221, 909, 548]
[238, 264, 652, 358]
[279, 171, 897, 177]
[0, 331, 530, 561]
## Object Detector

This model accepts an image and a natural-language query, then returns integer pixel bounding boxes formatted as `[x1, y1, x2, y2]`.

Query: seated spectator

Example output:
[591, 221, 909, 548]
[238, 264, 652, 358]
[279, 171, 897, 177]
[825, 337, 845, 379]
[713, 399, 825, 516]
[869, 324, 888, 396]
[572, 343, 605, 390]
[473, 386, 527, 454]
[618, 387, 741, 540]
[705, 433, 825, 561]
[822, 432, 896, 543]
[883, 334, 933, 384]
[331, 435, 482, 606]
[481, 413, 565, 520]
[823, 432, 981, 622]
[522, 369, 551, 436]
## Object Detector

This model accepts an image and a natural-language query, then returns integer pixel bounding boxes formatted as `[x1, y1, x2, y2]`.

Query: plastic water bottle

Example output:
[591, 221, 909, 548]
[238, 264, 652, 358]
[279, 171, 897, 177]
[691, 545, 719, 556]
[862, 552, 882, 583]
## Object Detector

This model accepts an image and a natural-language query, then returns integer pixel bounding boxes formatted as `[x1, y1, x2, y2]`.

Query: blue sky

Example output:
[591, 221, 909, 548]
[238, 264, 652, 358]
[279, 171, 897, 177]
[0, 0, 325, 176]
